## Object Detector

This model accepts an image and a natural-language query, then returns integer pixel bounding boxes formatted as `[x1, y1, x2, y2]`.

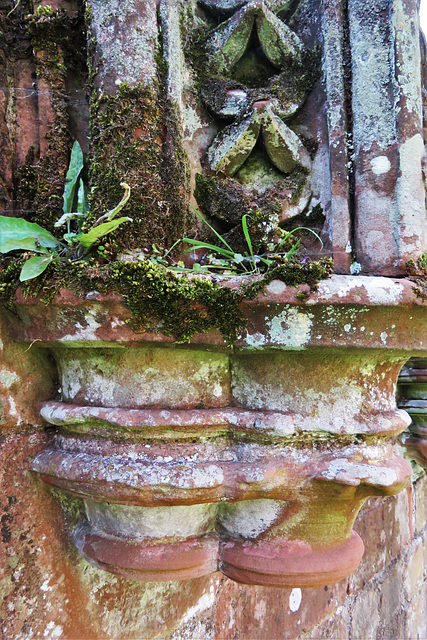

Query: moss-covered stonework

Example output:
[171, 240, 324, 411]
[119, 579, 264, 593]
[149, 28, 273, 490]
[0, 255, 333, 344]
[0, 0, 33, 57]
[83, 1, 191, 252]
[194, 166, 310, 252]
[0, 0, 35, 212]
[407, 253, 427, 300]
[0, 424, 425, 637]
[87, 83, 190, 252]
[180, 0, 321, 246]
[86, 0, 159, 93]
[0, 256, 25, 312]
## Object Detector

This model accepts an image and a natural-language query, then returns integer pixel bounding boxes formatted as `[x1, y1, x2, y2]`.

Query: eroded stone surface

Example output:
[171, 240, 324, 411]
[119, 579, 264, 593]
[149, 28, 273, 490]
[0, 428, 423, 638]
[56, 347, 230, 409]
[87, 0, 158, 92]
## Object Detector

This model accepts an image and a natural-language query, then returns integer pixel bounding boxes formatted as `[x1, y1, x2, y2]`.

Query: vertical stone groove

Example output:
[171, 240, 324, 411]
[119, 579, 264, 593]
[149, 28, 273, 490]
[342, 0, 357, 263]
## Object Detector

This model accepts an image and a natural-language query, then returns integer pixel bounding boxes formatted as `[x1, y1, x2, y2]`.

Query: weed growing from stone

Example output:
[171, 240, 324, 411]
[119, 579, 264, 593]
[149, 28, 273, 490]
[0, 144, 333, 343]
[0, 142, 132, 281]
[145, 206, 323, 276]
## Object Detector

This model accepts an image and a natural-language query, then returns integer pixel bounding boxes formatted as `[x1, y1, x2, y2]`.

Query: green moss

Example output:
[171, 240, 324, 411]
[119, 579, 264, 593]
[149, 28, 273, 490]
[417, 252, 427, 271]
[111, 257, 332, 345]
[110, 260, 245, 343]
[16, 147, 37, 214]
[194, 168, 309, 252]
[243, 257, 333, 298]
[27, 6, 86, 75]
[194, 173, 249, 227]
[82, 3, 189, 251]
[0, 257, 26, 312]
[268, 46, 320, 102]
[230, 45, 277, 88]
[0, 254, 333, 344]
[224, 205, 280, 253]
[179, 7, 212, 81]
[407, 253, 427, 300]
[0, 0, 33, 60]
[50, 489, 84, 531]
[162, 99, 191, 242]
[33, 5, 53, 16]
[87, 82, 190, 252]
[182, 5, 319, 103]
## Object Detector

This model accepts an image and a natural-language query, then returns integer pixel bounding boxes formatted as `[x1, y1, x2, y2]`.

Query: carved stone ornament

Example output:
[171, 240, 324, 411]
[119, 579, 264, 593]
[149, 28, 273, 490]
[22, 275, 423, 587]
[194, 0, 317, 237]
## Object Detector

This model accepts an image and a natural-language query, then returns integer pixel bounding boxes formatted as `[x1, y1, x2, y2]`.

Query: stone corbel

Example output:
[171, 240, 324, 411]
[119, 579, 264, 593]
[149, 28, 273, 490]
[17, 275, 423, 587]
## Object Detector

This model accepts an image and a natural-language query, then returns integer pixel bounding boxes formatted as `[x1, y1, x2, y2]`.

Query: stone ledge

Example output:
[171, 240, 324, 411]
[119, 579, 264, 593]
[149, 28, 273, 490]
[10, 275, 426, 350]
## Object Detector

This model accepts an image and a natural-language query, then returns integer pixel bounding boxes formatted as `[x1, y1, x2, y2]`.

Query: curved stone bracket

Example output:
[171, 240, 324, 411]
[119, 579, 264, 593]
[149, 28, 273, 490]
[32, 423, 410, 586]
[14, 278, 424, 587]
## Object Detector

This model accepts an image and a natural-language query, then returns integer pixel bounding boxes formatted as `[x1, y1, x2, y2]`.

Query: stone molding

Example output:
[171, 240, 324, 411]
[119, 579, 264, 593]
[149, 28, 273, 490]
[17, 275, 423, 587]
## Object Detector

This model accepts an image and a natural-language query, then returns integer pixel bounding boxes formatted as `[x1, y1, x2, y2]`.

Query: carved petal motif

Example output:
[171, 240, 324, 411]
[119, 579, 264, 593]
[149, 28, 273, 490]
[204, 5, 255, 76]
[204, 1, 305, 75]
[207, 109, 263, 175]
[256, 4, 304, 68]
[262, 104, 311, 173]
[270, 85, 307, 119]
[207, 104, 310, 177]
[200, 0, 313, 220]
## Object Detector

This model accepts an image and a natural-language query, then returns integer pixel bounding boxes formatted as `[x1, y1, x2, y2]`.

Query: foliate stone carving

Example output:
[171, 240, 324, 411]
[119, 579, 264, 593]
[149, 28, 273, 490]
[193, 0, 318, 241]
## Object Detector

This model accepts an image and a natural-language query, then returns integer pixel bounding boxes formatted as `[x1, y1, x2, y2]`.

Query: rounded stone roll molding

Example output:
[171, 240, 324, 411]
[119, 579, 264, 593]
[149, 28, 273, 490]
[19, 276, 424, 587]
[33, 406, 410, 586]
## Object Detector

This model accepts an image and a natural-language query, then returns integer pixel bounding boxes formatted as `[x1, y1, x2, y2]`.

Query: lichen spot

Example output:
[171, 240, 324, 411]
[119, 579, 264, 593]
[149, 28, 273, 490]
[267, 308, 313, 347]
[370, 156, 391, 175]
[0, 369, 20, 388]
[289, 588, 302, 612]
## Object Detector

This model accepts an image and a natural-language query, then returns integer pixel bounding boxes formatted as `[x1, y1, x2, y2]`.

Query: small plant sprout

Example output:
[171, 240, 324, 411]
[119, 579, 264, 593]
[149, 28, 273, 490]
[175, 206, 323, 275]
[0, 141, 132, 281]
[7, 0, 22, 17]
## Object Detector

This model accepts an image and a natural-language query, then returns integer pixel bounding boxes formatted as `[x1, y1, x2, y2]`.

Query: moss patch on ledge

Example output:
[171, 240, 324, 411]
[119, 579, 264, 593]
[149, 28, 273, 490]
[0, 256, 333, 344]
[111, 261, 244, 342]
